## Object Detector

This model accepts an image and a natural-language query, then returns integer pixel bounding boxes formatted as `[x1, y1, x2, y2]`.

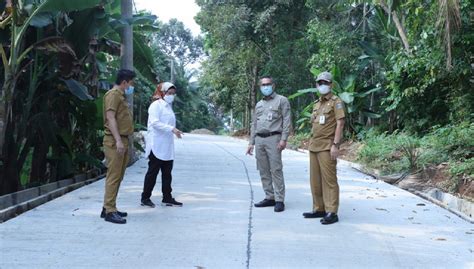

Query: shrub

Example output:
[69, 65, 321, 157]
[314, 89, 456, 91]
[287, 132, 311, 150]
[357, 122, 474, 178]
[357, 130, 410, 174]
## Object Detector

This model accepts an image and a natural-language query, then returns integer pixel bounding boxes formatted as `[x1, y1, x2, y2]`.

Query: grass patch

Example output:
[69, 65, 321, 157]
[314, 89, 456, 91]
[357, 122, 473, 180]
[287, 132, 311, 150]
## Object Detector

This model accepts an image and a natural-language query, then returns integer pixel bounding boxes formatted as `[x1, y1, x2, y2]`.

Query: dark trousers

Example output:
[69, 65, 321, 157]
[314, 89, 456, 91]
[141, 151, 174, 201]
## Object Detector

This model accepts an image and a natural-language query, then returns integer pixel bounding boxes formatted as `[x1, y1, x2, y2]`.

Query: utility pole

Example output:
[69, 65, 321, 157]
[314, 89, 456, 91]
[121, 0, 136, 163]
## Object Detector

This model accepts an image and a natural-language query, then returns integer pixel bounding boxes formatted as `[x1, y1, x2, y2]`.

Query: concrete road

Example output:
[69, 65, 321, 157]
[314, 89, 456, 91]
[0, 134, 472, 269]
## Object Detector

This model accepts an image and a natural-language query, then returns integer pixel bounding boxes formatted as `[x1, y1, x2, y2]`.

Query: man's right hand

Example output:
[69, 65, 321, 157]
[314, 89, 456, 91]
[246, 145, 254, 155]
[116, 139, 125, 155]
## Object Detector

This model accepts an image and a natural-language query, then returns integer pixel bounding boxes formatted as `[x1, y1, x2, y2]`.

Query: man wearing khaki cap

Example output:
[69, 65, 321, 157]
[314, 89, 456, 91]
[246, 76, 291, 213]
[303, 71, 345, 224]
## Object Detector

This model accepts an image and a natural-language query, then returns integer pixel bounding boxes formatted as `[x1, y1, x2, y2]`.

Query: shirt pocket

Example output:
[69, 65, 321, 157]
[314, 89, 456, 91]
[322, 105, 333, 116]
[255, 104, 264, 121]
[270, 107, 280, 120]
[311, 108, 319, 122]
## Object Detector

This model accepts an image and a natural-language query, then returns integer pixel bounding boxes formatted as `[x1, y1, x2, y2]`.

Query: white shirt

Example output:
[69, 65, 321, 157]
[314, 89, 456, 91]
[144, 99, 176, 161]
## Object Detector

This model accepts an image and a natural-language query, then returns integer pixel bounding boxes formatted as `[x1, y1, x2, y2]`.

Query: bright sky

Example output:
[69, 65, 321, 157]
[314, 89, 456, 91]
[133, 0, 202, 36]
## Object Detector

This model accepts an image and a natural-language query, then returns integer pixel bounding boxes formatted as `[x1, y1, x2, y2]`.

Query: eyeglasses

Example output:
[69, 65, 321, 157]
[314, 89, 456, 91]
[261, 83, 272, 86]
[317, 80, 331, 86]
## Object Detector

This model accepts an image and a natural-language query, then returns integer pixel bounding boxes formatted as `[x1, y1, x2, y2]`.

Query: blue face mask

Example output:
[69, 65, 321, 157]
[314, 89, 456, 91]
[260, 85, 273, 96]
[125, 86, 134, 95]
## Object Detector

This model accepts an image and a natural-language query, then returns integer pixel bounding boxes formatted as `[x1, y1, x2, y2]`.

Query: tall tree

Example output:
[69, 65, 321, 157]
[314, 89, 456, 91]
[120, 0, 135, 162]
[157, 19, 204, 67]
[196, 0, 317, 130]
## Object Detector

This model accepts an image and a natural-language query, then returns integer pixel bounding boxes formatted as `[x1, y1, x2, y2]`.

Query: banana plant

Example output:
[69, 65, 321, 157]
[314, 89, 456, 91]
[0, 0, 161, 194]
[0, 0, 109, 194]
[289, 66, 381, 132]
[0, 0, 106, 156]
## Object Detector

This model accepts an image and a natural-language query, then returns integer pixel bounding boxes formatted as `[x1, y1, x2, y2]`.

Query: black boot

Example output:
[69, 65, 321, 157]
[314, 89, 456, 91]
[162, 198, 183, 207]
[105, 212, 126, 224]
[302, 211, 326, 218]
[274, 202, 285, 212]
[100, 207, 127, 218]
[141, 199, 156, 208]
[254, 199, 276, 207]
[320, 212, 339, 225]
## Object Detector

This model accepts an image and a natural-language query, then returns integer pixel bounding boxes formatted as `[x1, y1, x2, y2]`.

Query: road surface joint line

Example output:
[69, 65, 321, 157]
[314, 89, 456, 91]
[212, 142, 254, 269]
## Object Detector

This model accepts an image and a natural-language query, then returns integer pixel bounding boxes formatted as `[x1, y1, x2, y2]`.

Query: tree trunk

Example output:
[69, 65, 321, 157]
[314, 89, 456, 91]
[389, 110, 396, 133]
[230, 108, 234, 133]
[0, 101, 5, 160]
[170, 59, 175, 83]
[379, 0, 410, 52]
[0, 125, 20, 195]
[30, 138, 48, 185]
[248, 64, 258, 134]
[0, 74, 15, 160]
[367, 92, 375, 127]
[121, 0, 135, 163]
[362, 3, 368, 40]
[444, 5, 452, 70]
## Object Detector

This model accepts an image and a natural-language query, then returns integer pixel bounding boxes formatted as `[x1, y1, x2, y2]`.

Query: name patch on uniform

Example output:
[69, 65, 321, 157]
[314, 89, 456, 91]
[319, 115, 326, 124]
[336, 103, 343, 109]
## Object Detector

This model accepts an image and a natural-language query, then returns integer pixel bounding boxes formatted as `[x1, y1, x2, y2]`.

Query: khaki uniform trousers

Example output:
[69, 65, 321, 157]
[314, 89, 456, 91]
[103, 135, 129, 213]
[255, 134, 285, 202]
[309, 150, 339, 213]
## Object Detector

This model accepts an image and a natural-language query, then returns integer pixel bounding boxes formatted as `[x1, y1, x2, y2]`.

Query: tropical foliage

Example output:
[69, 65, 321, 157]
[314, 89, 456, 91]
[195, 0, 473, 188]
[0, 0, 212, 195]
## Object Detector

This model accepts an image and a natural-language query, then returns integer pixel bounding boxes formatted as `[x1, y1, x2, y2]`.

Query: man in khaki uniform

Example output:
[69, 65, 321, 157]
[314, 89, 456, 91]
[100, 69, 136, 224]
[303, 71, 345, 224]
[246, 76, 291, 213]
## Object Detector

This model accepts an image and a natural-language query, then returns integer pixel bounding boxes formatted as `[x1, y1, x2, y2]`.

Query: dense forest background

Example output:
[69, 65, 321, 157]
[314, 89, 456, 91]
[195, 0, 473, 197]
[0, 0, 472, 198]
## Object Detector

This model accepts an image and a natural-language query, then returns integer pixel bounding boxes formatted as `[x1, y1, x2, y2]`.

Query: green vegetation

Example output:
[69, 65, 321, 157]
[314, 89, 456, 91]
[0, 0, 472, 196]
[0, 0, 217, 195]
[357, 122, 473, 181]
[195, 0, 473, 194]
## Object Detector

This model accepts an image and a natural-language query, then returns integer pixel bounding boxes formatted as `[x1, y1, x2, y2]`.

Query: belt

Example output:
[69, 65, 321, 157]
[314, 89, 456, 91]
[256, 131, 281, 138]
[105, 134, 129, 138]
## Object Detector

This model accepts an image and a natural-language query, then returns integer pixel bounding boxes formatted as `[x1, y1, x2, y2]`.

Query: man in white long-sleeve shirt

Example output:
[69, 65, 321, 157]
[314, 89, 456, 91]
[141, 82, 183, 208]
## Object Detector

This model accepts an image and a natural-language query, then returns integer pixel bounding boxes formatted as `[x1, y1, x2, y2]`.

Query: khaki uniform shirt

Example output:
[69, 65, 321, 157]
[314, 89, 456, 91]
[250, 92, 291, 145]
[309, 93, 345, 152]
[103, 88, 134, 136]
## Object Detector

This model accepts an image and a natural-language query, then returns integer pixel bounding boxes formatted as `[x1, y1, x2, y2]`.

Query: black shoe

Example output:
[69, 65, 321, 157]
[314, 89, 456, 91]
[100, 207, 127, 218]
[162, 198, 183, 207]
[303, 211, 326, 218]
[141, 199, 156, 208]
[274, 202, 285, 212]
[254, 199, 276, 207]
[320, 212, 339, 225]
[104, 212, 126, 224]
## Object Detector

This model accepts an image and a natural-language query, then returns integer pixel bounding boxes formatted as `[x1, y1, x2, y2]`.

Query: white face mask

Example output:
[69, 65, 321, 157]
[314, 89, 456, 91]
[163, 94, 175, 104]
[318, 85, 331, 95]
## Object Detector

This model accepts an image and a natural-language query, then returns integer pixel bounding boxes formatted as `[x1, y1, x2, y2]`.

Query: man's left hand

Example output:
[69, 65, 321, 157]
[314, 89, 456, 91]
[277, 140, 287, 151]
[330, 145, 339, 160]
